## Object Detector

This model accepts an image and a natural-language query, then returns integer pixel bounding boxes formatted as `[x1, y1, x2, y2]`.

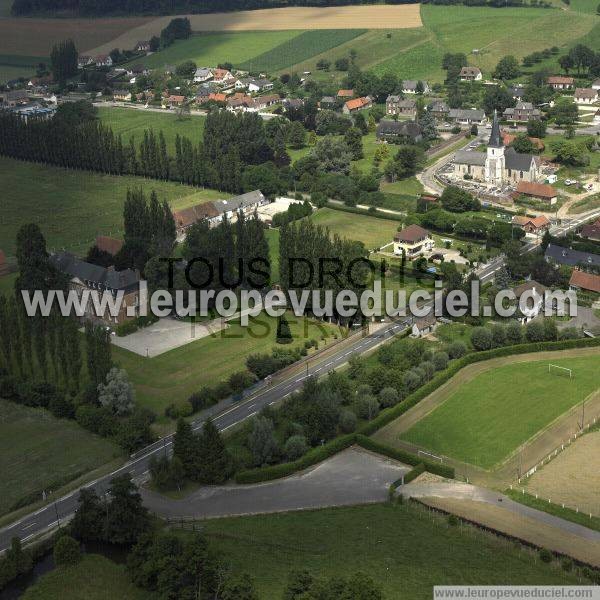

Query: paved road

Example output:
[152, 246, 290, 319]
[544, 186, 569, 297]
[142, 447, 408, 519]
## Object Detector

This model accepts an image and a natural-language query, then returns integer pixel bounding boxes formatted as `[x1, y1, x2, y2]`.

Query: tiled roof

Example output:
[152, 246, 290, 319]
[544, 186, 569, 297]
[394, 224, 431, 244]
[516, 181, 557, 199]
[569, 270, 600, 293]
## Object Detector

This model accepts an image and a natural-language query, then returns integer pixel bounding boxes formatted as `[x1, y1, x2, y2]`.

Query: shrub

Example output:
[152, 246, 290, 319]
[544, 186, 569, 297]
[447, 341, 467, 359]
[115, 319, 138, 337]
[284, 435, 308, 461]
[53, 535, 81, 567]
[432, 351, 449, 371]
[404, 462, 425, 483]
[355, 395, 380, 420]
[447, 514, 459, 527]
[378, 387, 399, 408]
[338, 409, 357, 433]
[560, 558, 573, 572]
[538, 548, 553, 563]
[470, 327, 493, 351]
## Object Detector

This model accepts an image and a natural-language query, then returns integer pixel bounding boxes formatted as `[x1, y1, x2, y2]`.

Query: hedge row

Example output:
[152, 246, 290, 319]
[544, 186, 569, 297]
[355, 435, 455, 479]
[404, 463, 426, 484]
[234, 337, 599, 485]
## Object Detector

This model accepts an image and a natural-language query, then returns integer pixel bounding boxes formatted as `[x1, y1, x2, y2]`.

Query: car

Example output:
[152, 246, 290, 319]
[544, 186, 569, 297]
[564, 179, 575, 186]
[585, 183, 594, 191]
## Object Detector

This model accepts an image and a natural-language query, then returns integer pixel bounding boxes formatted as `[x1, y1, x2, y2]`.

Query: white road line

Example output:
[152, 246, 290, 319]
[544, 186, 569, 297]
[22, 522, 37, 530]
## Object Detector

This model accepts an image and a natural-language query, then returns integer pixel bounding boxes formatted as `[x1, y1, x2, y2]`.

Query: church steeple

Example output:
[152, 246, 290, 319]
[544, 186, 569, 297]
[488, 110, 502, 148]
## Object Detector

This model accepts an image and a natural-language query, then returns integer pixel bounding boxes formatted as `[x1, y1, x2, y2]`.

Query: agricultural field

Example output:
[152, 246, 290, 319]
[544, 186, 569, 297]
[97, 107, 205, 152]
[22, 554, 149, 600]
[400, 355, 600, 469]
[197, 503, 582, 599]
[112, 313, 339, 415]
[0, 156, 226, 258]
[0, 399, 121, 516]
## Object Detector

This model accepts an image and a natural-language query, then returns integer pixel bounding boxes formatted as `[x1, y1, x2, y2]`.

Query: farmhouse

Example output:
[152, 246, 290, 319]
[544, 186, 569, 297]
[393, 224, 434, 259]
[511, 280, 548, 324]
[574, 88, 598, 104]
[376, 120, 422, 144]
[386, 96, 416, 117]
[447, 108, 486, 126]
[516, 181, 558, 205]
[545, 243, 600, 270]
[569, 270, 600, 295]
[402, 80, 430, 94]
[113, 89, 132, 102]
[580, 219, 600, 242]
[459, 66, 482, 81]
[547, 76, 574, 90]
[0, 250, 9, 277]
[412, 313, 437, 337]
[503, 101, 541, 122]
[172, 202, 220, 239]
[212, 190, 267, 221]
[343, 96, 372, 114]
[453, 112, 540, 185]
[49, 252, 141, 326]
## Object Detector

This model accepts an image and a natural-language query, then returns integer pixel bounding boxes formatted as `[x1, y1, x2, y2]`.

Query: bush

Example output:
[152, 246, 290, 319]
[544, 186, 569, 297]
[560, 558, 573, 572]
[338, 409, 357, 433]
[432, 351, 449, 371]
[447, 341, 467, 359]
[355, 395, 380, 420]
[448, 514, 459, 526]
[470, 327, 493, 351]
[538, 548, 553, 563]
[115, 319, 138, 337]
[53, 535, 81, 567]
[284, 435, 308, 461]
[404, 462, 425, 483]
[378, 387, 399, 408]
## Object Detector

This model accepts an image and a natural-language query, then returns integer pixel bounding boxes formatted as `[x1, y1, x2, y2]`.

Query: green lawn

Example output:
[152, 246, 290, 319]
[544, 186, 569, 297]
[401, 356, 600, 469]
[265, 228, 280, 283]
[0, 53, 47, 83]
[112, 313, 338, 415]
[310, 207, 399, 250]
[570, 194, 600, 214]
[22, 554, 150, 600]
[0, 399, 120, 516]
[97, 107, 205, 153]
[0, 272, 17, 296]
[198, 503, 582, 599]
[137, 30, 301, 70]
[0, 156, 226, 258]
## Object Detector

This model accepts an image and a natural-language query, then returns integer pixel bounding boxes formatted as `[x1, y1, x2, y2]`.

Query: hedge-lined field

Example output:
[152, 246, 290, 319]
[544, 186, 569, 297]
[401, 355, 600, 469]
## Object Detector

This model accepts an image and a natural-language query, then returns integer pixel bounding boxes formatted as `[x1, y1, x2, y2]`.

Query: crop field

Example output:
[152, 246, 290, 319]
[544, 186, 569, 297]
[197, 503, 582, 599]
[97, 107, 205, 152]
[400, 355, 600, 469]
[112, 313, 339, 415]
[0, 399, 120, 516]
[0, 54, 47, 84]
[0, 156, 226, 258]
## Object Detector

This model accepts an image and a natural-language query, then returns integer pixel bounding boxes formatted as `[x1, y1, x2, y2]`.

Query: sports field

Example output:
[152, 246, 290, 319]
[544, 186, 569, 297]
[97, 107, 205, 153]
[0, 399, 120, 516]
[0, 156, 225, 258]
[400, 355, 599, 469]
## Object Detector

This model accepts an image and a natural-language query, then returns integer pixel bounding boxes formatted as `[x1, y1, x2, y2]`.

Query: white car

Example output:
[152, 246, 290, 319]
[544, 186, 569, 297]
[564, 179, 576, 186]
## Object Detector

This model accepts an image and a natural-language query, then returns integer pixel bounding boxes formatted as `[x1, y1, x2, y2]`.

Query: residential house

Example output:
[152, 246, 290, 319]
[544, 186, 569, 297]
[95, 55, 113, 68]
[213, 68, 235, 87]
[49, 252, 141, 326]
[251, 94, 280, 111]
[194, 67, 213, 83]
[167, 95, 186, 107]
[427, 100, 450, 121]
[547, 76, 574, 90]
[320, 96, 337, 109]
[569, 270, 600, 295]
[508, 85, 526, 100]
[402, 80, 430, 94]
[459, 66, 482, 81]
[516, 181, 558, 205]
[95, 236, 124, 257]
[226, 94, 253, 112]
[234, 77, 253, 90]
[1, 89, 29, 107]
[337, 89, 354, 99]
[212, 190, 267, 222]
[544, 243, 600, 270]
[113, 89, 132, 102]
[503, 101, 541, 122]
[172, 202, 221, 239]
[412, 313, 437, 337]
[574, 88, 598, 104]
[393, 224, 434, 258]
[283, 98, 304, 112]
[511, 280, 547, 324]
[135, 40, 151, 53]
[342, 96, 372, 115]
[580, 219, 600, 242]
[131, 64, 150, 76]
[197, 92, 227, 105]
[376, 120, 423, 144]
[592, 79, 600, 91]
[248, 78, 273, 93]
[447, 108, 486, 126]
[0, 250, 9, 277]
[386, 95, 416, 117]
[512, 214, 551, 235]
[77, 55, 93, 69]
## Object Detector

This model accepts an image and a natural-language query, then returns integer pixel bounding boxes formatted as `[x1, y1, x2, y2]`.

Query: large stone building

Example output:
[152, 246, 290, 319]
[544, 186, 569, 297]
[453, 112, 540, 185]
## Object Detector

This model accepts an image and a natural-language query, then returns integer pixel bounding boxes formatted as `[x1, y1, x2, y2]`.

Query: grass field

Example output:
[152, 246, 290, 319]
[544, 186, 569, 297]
[112, 313, 338, 415]
[0, 53, 47, 83]
[97, 107, 205, 152]
[0, 399, 120, 516]
[197, 503, 582, 599]
[22, 554, 149, 600]
[401, 356, 600, 469]
[0, 157, 226, 258]
[309, 207, 399, 250]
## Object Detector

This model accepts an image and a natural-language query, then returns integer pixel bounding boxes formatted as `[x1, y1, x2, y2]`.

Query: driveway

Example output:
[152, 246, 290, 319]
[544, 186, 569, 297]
[141, 447, 409, 518]
[111, 316, 227, 357]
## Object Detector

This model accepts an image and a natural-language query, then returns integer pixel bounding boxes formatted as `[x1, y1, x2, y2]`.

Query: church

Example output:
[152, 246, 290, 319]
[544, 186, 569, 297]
[453, 112, 540, 185]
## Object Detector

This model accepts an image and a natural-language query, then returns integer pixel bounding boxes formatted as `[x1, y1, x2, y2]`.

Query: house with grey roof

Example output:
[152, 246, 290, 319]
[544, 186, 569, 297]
[401, 80, 430, 94]
[386, 95, 417, 117]
[503, 101, 541, 122]
[194, 67, 213, 83]
[448, 108, 486, 126]
[212, 190, 268, 223]
[376, 120, 422, 144]
[544, 244, 600, 270]
[248, 78, 274, 93]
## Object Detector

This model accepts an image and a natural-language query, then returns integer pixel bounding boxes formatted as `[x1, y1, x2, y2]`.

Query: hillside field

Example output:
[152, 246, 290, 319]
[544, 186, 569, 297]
[0, 399, 121, 516]
[400, 355, 600, 469]
[0, 157, 226, 258]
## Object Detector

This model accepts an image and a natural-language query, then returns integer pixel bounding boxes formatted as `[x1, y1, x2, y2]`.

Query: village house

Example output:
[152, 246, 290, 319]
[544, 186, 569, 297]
[194, 67, 213, 83]
[0, 250, 9, 277]
[545, 243, 600, 271]
[248, 78, 273, 93]
[580, 219, 600, 242]
[95, 54, 113, 68]
[251, 94, 280, 111]
[376, 120, 423, 144]
[593, 79, 600, 90]
[569, 270, 600, 296]
[226, 94, 253, 112]
[511, 280, 548, 324]
[386, 95, 416, 117]
[412, 313, 437, 337]
[77, 55, 94, 69]
[511, 214, 551, 235]
[448, 108, 486, 126]
[393, 224, 434, 259]
[234, 77, 253, 90]
[1, 89, 29, 107]
[515, 181, 558, 205]
[547, 76, 574, 90]
[283, 98, 304, 112]
[459, 66, 482, 81]
[167, 95, 186, 108]
[509, 85, 526, 100]
[213, 68, 235, 87]
[135, 40, 151, 53]
[427, 100, 450, 121]
[320, 96, 337, 109]
[212, 190, 267, 222]
[503, 101, 541, 122]
[402, 80, 430, 94]
[343, 96, 372, 114]
[337, 89, 354, 100]
[113, 89, 132, 102]
[49, 252, 141, 326]
[172, 202, 221, 240]
[574, 88, 598, 104]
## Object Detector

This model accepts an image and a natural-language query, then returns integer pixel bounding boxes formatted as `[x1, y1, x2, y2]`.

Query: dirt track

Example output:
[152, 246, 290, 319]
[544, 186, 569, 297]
[84, 5, 423, 55]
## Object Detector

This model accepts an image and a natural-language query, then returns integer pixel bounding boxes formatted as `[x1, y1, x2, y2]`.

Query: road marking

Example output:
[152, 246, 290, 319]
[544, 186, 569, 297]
[22, 522, 37, 530]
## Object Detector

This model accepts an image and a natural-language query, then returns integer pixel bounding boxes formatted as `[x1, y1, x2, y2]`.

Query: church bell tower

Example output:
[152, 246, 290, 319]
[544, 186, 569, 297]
[485, 110, 505, 185]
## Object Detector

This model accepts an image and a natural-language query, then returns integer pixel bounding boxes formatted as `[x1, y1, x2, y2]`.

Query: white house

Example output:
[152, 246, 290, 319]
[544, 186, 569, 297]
[95, 55, 113, 68]
[412, 313, 437, 337]
[193, 67, 213, 83]
[574, 88, 598, 104]
[459, 66, 482, 81]
[512, 281, 547, 325]
[248, 78, 274, 93]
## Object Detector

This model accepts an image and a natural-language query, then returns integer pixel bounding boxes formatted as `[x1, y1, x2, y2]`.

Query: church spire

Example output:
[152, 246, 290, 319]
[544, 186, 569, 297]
[488, 110, 502, 148]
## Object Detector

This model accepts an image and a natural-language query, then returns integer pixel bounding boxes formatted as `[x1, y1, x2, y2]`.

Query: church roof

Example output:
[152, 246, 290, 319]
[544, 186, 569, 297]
[488, 111, 502, 148]
[454, 150, 486, 166]
[505, 147, 537, 172]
